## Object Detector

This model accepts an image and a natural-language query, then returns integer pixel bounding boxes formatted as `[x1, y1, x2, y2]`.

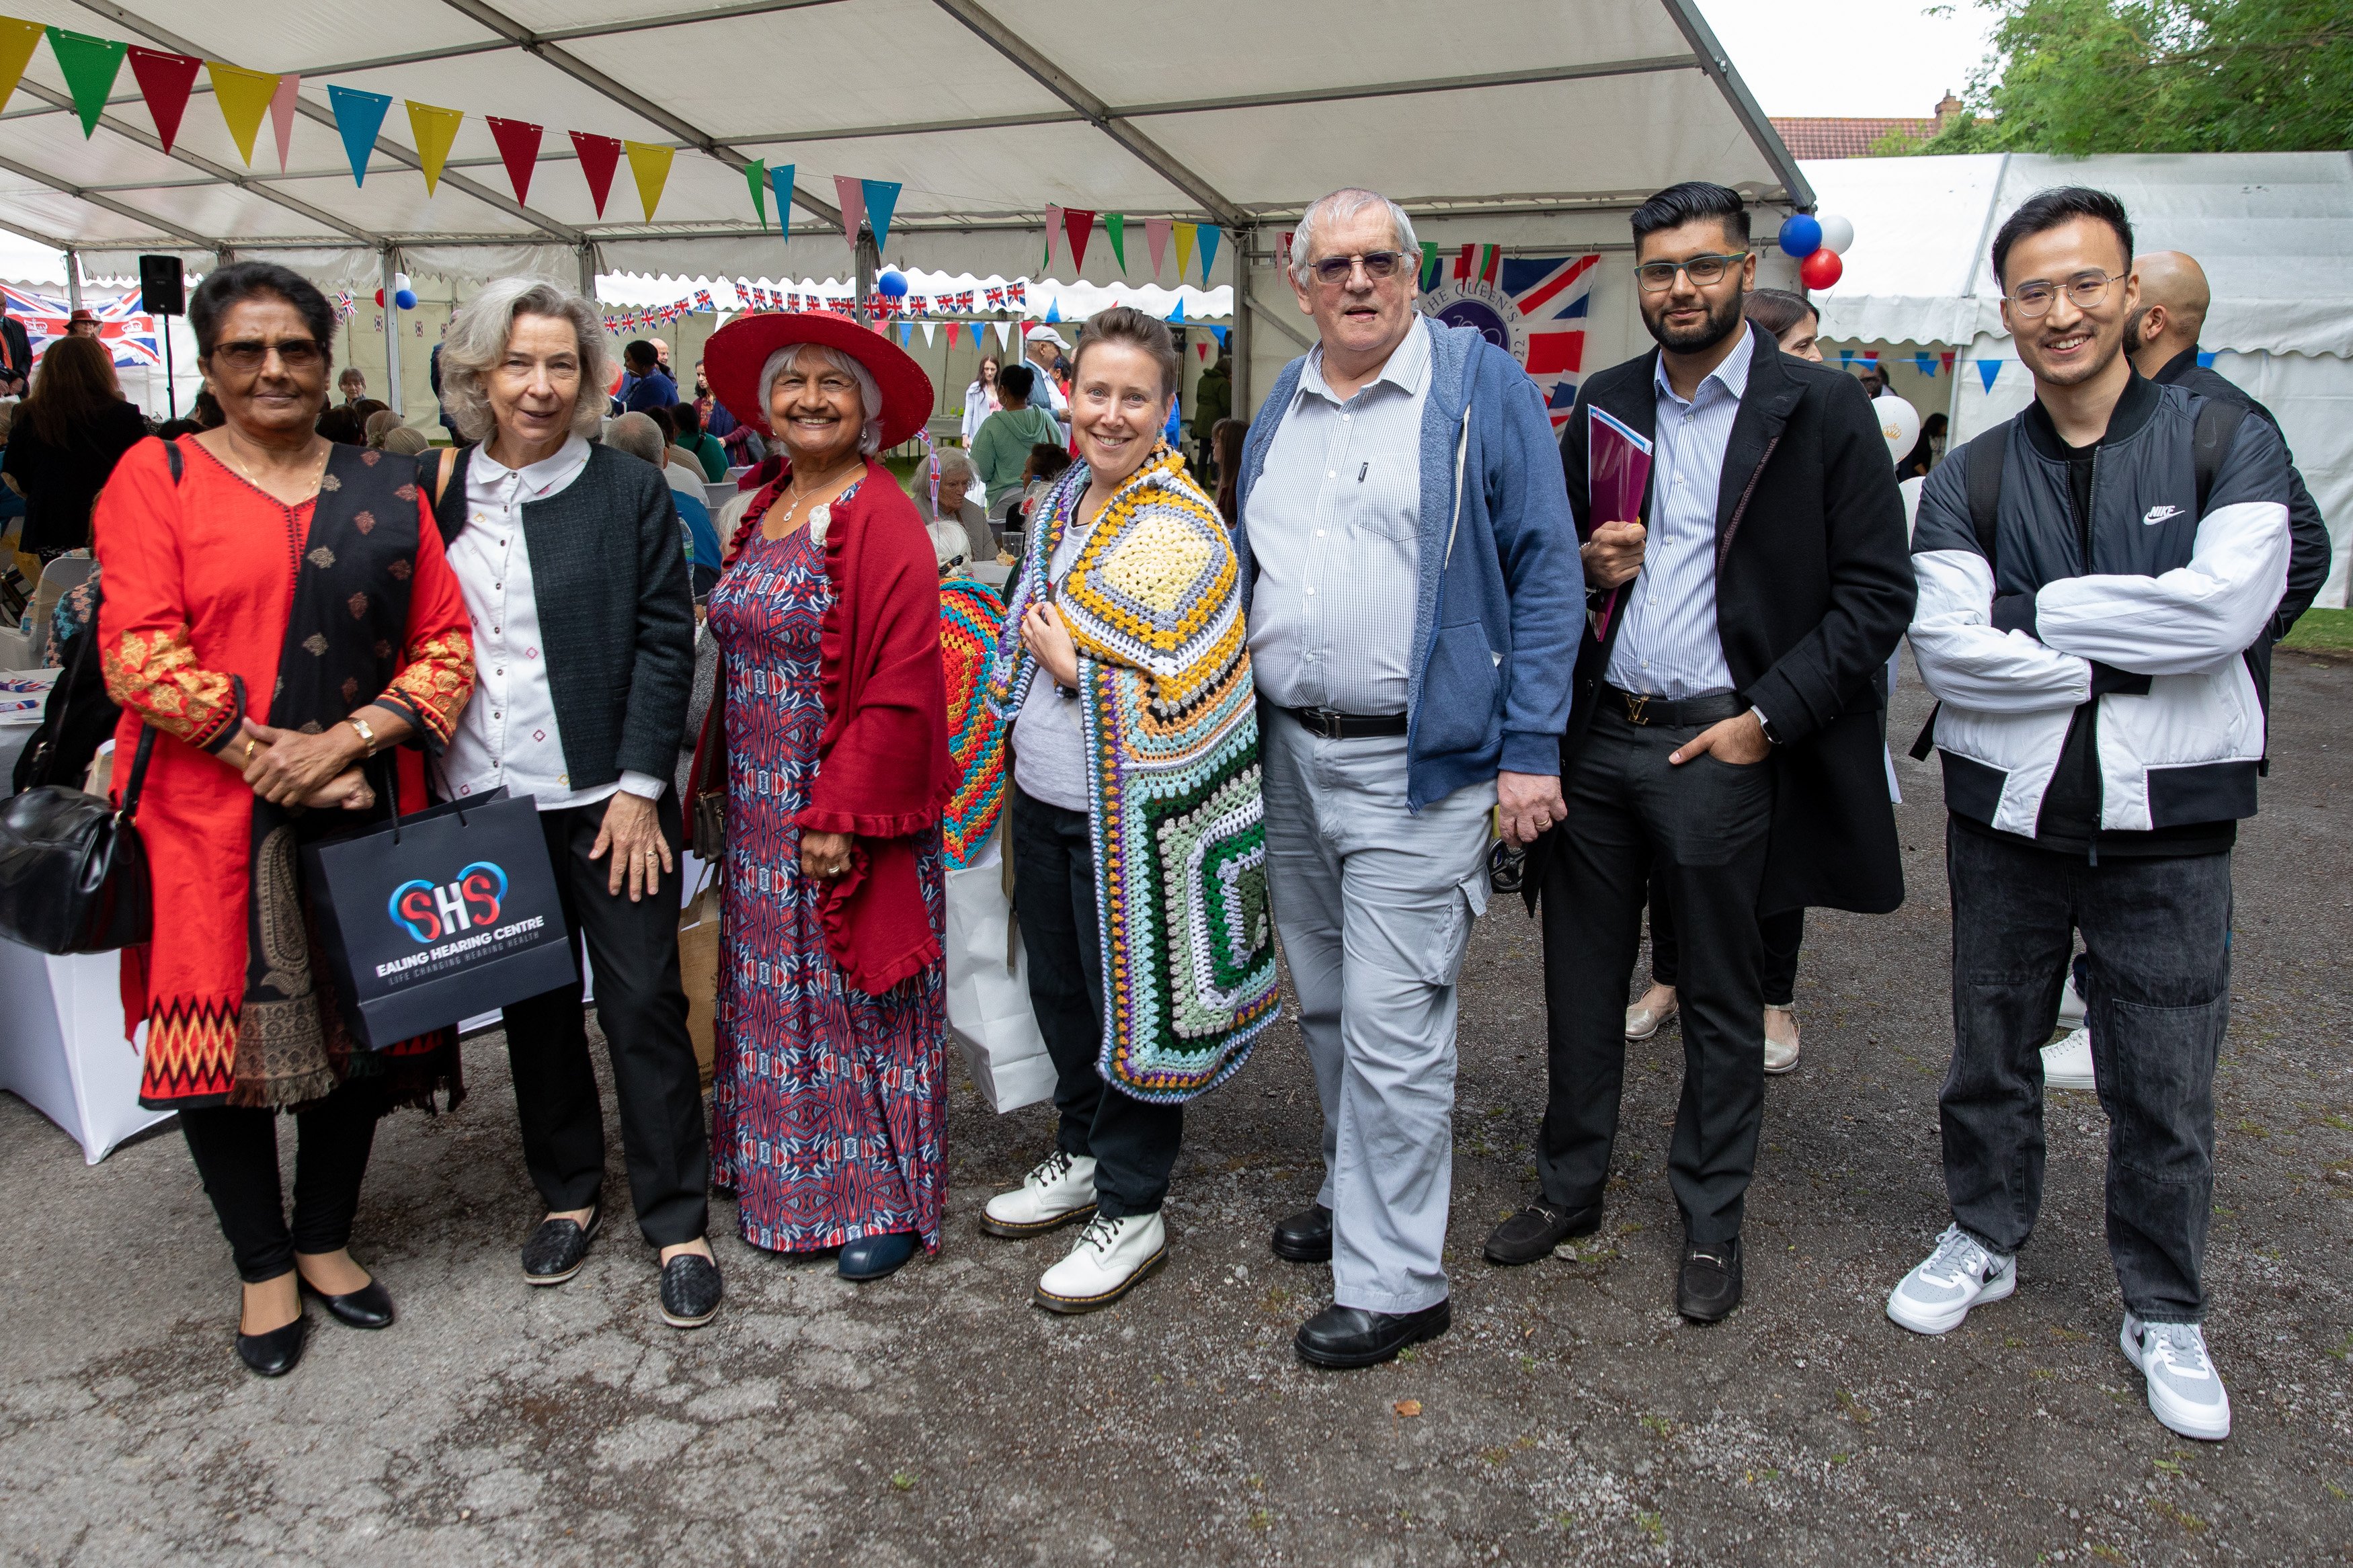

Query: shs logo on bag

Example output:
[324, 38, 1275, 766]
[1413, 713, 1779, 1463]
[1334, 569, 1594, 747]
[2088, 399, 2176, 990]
[375, 858, 552, 984]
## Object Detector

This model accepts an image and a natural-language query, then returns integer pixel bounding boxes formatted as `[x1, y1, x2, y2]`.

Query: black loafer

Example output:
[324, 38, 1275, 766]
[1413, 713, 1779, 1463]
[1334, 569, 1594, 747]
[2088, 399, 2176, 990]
[1293, 1299, 1451, 1369]
[1271, 1202, 1333, 1263]
[522, 1202, 602, 1286]
[301, 1275, 395, 1329]
[236, 1313, 309, 1378]
[1483, 1200, 1600, 1266]
[660, 1251, 723, 1329]
[1676, 1235, 1743, 1323]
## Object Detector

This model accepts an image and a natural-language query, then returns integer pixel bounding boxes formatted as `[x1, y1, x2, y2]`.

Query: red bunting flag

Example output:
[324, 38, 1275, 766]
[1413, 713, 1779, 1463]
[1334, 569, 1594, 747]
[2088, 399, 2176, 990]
[569, 131, 621, 218]
[126, 46, 202, 154]
[485, 116, 543, 206]
[1064, 209, 1096, 276]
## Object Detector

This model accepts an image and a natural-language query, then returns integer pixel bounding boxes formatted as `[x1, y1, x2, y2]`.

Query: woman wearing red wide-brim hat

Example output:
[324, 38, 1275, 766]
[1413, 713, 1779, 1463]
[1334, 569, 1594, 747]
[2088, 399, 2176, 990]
[688, 313, 959, 1282]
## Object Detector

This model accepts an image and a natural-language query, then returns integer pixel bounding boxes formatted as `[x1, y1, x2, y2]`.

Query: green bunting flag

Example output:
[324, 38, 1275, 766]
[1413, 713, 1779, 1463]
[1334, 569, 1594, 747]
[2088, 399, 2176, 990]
[45, 27, 128, 137]
[745, 159, 767, 227]
[1105, 212, 1126, 272]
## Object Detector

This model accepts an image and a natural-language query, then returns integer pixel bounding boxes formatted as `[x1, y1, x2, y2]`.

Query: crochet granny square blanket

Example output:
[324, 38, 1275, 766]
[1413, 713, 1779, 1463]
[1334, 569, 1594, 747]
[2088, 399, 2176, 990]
[939, 576, 1010, 869]
[986, 443, 1279, 1102]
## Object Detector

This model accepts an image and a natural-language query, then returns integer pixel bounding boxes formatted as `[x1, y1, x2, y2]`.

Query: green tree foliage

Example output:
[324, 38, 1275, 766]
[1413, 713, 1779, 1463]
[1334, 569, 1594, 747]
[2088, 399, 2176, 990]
[1877, 0, 2352, 155]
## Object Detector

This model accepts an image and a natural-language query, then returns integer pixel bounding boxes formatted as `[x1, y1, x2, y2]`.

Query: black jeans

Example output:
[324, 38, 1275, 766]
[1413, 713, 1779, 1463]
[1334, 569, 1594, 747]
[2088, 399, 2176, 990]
[1538, 708, 1776, 1243]
[179, 1077, 385, 1283]
[504, 792, 710, 1247]
[1009, 786, 1182, 1219]
[1647, 869, 1804, 1006]
[1941, 822, 2231, 1322]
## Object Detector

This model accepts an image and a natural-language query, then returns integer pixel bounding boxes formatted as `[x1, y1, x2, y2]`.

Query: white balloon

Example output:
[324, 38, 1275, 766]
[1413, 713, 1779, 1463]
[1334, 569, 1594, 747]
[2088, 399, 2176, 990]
[1874, 393, 1921, 467]
[1816, 214, 1856, 255]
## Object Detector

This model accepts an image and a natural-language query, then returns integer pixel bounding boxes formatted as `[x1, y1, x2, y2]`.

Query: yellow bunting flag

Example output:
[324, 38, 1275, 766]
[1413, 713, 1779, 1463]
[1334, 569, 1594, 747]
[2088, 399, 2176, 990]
[206, 60, 278, 165]
[405, 100, 463, 196]
[1172, 222, 1197, 281]
[623, 139, 673, 221]
[0, 15, 41, 117]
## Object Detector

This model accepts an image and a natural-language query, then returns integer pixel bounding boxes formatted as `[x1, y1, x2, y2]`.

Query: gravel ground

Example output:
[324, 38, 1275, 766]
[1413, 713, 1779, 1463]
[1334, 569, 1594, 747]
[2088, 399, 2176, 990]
[2, 653, 2348, 1567]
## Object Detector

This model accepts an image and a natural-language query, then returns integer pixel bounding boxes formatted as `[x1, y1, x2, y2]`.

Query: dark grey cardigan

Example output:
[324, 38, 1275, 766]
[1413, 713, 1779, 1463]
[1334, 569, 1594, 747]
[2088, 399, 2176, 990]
[428, 442, 694, 791]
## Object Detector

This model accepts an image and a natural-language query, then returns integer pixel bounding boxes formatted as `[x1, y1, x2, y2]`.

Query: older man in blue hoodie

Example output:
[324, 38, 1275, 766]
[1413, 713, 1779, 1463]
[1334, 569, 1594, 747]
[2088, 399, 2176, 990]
[1236, 188, 1583, 1368]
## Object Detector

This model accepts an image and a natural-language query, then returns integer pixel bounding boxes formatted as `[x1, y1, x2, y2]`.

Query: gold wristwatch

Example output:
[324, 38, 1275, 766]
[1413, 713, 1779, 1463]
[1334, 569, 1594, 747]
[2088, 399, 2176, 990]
[346, 715, 379, 757]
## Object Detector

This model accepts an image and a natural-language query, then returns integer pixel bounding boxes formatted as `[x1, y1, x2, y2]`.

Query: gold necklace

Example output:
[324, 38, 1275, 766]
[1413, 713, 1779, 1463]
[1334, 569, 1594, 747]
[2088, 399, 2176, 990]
[222, 429, 329, 499]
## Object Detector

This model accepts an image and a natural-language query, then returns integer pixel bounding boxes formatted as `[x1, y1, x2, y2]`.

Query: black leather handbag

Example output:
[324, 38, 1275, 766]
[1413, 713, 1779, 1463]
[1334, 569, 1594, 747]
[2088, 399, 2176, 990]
[0, 720, 156, 954]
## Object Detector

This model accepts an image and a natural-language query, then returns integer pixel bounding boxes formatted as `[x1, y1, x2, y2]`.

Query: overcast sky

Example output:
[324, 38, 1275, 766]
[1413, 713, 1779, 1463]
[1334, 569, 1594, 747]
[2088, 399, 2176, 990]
[1696, 0, 2000, 119]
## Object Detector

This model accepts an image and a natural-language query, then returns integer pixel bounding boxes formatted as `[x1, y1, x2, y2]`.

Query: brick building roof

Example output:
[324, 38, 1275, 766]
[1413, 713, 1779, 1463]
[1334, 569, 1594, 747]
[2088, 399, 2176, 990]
[1769, 117, 1936, 159]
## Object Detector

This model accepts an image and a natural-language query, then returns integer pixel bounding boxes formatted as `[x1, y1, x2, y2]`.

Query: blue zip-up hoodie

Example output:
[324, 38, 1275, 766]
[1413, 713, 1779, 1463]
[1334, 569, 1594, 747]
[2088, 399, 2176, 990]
[1235, 316, 1582, 811]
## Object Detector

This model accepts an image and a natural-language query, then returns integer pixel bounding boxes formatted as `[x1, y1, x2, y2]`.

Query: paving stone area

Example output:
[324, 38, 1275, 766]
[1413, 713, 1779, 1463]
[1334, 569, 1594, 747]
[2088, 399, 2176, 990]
[2, 655, 2348, 1565]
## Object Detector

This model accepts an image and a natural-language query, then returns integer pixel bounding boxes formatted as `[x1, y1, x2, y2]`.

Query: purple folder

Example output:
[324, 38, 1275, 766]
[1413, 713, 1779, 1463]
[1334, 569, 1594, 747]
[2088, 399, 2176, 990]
[1587, 408, 1654, 638]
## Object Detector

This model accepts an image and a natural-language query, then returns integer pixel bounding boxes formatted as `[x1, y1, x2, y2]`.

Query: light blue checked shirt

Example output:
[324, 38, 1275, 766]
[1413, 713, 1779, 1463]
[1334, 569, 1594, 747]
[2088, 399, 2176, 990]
[1603, 327, 1755, 700]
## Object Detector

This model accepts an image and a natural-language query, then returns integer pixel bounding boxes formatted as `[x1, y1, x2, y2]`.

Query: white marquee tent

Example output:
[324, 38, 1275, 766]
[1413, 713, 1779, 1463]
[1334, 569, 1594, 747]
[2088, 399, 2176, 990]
[1804, 151, 2353, 605]
[0, 0, 1811, 416]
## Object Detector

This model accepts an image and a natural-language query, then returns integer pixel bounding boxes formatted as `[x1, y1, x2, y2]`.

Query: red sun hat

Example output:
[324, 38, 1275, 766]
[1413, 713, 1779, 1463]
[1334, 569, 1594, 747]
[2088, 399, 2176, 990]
[703, 311, 935, 450]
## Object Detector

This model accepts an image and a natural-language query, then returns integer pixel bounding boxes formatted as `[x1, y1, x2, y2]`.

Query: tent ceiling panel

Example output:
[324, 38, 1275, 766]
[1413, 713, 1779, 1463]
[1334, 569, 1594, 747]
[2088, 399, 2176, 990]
[252, 172, 555, 237]
[315, 52, 680, 148]
[0, 185, 162, 243]
[696, 122, 1197, 219]
[95, 0, 505, 71]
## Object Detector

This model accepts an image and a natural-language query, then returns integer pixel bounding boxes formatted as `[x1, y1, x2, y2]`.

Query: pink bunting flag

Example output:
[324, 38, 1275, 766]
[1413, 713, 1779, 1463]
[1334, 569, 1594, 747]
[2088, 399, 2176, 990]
[833, 175, 865, 245]
[1144, 217, 1172, 279]
[269, 73, 300, 172]
[1043, 205, 1063, 272]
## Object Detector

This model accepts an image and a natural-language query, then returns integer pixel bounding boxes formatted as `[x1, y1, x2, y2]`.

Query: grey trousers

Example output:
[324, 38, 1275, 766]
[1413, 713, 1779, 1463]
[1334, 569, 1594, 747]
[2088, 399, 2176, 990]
[1259, 706, 1494, 1315]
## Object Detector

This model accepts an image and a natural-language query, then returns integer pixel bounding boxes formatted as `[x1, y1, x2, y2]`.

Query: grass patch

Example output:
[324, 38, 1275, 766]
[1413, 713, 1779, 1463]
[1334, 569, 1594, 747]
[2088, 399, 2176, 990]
[2282, 607, 2353, 654]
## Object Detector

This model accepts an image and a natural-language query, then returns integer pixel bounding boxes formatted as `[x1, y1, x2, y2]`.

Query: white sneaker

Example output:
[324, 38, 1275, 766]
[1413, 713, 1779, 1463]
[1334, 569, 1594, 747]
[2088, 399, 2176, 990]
[1034, 1210, 1167, 1313]
[1886, 1223, 2017, 1335]
[2042, 1026, 2096, 1091]
[2057, 971, 2087, 1030]
[1763, 1006, 1800, 1075]
[2122, 1314, 2231, 1440]
[980, 1149, 1098, 1237]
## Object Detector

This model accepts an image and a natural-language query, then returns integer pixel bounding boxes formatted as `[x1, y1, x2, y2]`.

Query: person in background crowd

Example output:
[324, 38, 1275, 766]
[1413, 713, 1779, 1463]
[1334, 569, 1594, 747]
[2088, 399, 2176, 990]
[0, 291, 32, 398]
[1008, 442, 1072, 544]
[428, 278, 718, 1331]
[1023, 326, 1073, 423]
[971, 362, 1062, 514]
[67, 308, 100, 339]
[429, 338, 458, 440]
[1, 335, 149, 567]
[1191, 347, 1233, 474]
[190, 388, 224, 430]
[691, 359, 737, 443]
[351, 397, 391, 427]
[620, 339, 679, 413]
[336, 366, 366, 406]
[378, 425, 430, 458]
[1855, 360, 1886, 399]
[1897, 413, 1948, 480]
[926, 448, 992, 567]
[960, 353, 1002, 447]
[94, 260, 474, 1378]
[1240, 188, 1581, 1368]
[315, 405, 366, 446]
[0, 404, 24, 552]
[1895, 190, 2292, 1444]
[653, 338, 672, 374]
[983, 306, 1275, 1313]
[1210, 415, 1247, 528]
[153, 417, 201, 440]
[362, 409, 403, 448]
[693, 311, 957, 1283]
[1499, 181, 1913, 1325]
[672, 401, 727, 481]
[1625, 282, 1841, 1070]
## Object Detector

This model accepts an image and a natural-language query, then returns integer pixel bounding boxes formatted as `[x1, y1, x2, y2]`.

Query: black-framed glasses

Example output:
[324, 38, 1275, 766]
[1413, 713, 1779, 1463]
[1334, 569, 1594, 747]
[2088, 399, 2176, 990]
[1634, 252, 1750, 292]
[208, 337, 325, 372]
[1307, 250, 1411, 286]
[2004, 270, 2125, 318]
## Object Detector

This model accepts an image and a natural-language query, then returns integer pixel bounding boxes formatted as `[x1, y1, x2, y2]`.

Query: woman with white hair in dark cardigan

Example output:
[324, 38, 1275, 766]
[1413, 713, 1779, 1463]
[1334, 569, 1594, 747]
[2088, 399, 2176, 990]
[426, 277, 719, 1330]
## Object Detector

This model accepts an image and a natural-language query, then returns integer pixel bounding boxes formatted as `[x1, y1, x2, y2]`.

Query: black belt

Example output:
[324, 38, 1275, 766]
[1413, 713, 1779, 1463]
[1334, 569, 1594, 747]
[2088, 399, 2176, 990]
[1599, 685, 1745, 727]
[1283, 705, 1409, 741]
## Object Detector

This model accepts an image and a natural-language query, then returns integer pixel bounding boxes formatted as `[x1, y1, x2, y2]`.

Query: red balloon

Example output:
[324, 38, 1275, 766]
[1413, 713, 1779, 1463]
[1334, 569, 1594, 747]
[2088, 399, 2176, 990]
[1799, 249, 1843, 290]
[374, 287, 387, 307]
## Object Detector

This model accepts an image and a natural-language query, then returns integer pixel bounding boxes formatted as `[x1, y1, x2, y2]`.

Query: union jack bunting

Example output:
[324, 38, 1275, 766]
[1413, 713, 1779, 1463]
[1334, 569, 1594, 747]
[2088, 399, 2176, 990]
[985, 287, 1005, 308]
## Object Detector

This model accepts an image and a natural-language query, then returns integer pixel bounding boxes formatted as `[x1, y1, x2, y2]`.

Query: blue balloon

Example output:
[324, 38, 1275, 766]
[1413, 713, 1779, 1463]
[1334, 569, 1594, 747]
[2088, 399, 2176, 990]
[875, 267, 909, 298]
[1777, 214, 1823, 258]
[393, 288, 418, 310]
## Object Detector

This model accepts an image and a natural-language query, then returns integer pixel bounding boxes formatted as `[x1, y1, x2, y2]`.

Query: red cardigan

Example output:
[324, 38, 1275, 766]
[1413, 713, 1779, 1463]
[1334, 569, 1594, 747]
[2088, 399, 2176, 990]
[699, 462, 959, 993]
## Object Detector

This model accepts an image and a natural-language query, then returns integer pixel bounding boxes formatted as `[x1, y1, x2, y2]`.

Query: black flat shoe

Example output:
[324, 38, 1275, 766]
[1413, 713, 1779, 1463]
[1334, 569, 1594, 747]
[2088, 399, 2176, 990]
[1483, 1200, 1601, 1266]
[522, 1201, 602, 1286]
[660, 1251, 723, 1329]
[1270, 1202, 1333, 1264]
[1293, 1299, 1451, 1369]
[301, 1276, 395, 1329]
[236, 1313, 309, 1378]
[1676, 1235, 1743, 1323]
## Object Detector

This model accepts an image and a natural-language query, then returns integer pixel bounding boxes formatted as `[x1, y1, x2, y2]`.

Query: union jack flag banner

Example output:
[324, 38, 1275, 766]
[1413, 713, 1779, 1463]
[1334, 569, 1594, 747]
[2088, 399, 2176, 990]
[334, 289, 357, 322]
[1419, 252, 1597, 427]
[984, 286, 1004, 308]
[1, 284, 167, 371]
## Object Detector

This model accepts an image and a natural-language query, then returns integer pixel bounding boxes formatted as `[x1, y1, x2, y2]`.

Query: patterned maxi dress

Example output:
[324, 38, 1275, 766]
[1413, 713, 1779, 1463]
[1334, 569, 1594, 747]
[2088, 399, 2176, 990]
[705, 500, 949, 1254]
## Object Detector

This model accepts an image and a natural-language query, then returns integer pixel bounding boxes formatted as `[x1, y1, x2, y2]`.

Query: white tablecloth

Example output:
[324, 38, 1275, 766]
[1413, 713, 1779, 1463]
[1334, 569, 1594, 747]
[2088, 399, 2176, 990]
[0, 941, 172, 1163]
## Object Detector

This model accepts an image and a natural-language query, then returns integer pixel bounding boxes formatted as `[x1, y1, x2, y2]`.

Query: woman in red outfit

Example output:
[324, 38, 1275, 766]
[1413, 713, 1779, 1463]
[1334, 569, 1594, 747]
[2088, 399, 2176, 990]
[95, 261, 473, 1378]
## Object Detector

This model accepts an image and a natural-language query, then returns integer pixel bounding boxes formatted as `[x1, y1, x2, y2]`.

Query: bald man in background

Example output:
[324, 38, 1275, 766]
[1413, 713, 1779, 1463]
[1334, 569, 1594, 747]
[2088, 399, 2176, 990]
[2130, 251, 2331, 655]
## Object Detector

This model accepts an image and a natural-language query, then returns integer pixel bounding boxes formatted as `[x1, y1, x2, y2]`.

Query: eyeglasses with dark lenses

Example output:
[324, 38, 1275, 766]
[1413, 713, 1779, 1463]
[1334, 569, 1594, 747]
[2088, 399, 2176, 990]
[2003, 270, 2125, 318]
[1634, 252, 1751, 293]
[210, 338, 326, 372]
[1308, 251, 1409, 286]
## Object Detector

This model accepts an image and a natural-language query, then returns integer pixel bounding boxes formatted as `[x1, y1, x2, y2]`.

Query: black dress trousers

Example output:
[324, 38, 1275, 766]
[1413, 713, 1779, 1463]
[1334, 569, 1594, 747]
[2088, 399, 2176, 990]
[503, 789, 710, 1247]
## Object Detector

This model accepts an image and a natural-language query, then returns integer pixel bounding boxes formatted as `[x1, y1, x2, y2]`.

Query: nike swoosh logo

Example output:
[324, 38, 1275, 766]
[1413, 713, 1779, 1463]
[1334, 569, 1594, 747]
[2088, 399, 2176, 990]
[2143, 505, 2183, 526]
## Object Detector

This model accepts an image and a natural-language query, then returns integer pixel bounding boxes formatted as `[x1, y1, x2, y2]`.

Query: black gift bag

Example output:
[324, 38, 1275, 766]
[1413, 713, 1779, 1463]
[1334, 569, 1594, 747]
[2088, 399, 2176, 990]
[302, 786, 575, 1049]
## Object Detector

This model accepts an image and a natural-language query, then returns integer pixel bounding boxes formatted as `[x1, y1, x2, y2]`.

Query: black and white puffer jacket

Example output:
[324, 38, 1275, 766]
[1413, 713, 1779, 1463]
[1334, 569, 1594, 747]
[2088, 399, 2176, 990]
[1909, 375, 2291, 838]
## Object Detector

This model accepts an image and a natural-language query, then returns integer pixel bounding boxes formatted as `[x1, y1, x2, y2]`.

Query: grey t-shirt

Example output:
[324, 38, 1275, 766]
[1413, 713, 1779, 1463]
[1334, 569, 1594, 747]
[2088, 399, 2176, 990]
[1010, 501, 1098, 813]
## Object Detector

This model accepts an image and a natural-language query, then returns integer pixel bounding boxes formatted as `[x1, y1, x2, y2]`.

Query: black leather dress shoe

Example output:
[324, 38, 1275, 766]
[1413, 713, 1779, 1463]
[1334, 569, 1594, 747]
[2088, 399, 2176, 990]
[1293, 1300, 1451, 1369]
[1676, 1235, 1743, 1323]
[660, 1251, 723, 1329]
[236, 1313, 309, 1377]
[1270, 1203, 1333, 1263]
[301, 1276, 395, 1329]
[1483, 1200, 1600, 1266]
[522, 1202, 602, 1286]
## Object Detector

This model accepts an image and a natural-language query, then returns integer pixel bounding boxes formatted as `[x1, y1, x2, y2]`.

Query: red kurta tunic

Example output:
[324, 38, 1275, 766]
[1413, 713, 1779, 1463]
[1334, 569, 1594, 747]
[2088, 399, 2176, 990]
[94, 439, 473, 1104]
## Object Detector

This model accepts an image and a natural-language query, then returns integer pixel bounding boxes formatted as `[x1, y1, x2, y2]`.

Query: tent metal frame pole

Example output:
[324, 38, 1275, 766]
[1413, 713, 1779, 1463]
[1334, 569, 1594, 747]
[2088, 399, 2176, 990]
[1657, 0, 1814, 209]
[1228, 226, 1251, 417]
[65, 251, 83, 313]
[0, 151, 220, 250]
[382, 251, 405, 417]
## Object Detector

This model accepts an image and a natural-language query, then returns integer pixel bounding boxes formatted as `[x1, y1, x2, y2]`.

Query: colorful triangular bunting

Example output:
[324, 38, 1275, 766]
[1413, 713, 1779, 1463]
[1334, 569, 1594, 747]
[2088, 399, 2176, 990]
[2196, 349, 2217, 369]
[744, 159, 767, 227]
[768, 163, 795, 239]
[485, 116, 543, 206]
[325, 83, 392, 184]
[861, 178, 902, 251]
[994, 321, 1013, 349]
[126, 46, 201, 154]
[405, 101, 463, 196]
[46, 28, 127, 138]
[207, 60, 278, 166]
[1172, 222, 1197, 282]
[623, 140, 672, 220]
[1064, 209, 1096, 275]
[268, 73, 301, 173]
[834, 174, 866, 244]
[570, 131, 621, 217]
[1043, 205, 1062, 273]
[1197, 224, 1221, 284]
[1977, 359, 2001, 393]
[1144, 217, 1171, 278]
[1105, 212, 1126, 272]
[0, 17, 41, 118]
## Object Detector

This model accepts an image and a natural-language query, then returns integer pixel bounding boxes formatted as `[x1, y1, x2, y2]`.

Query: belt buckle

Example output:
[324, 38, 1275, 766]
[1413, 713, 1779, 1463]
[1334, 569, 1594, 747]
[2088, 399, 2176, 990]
[1624, 692, 1650, 726]
[1303, 706, 1341, 739]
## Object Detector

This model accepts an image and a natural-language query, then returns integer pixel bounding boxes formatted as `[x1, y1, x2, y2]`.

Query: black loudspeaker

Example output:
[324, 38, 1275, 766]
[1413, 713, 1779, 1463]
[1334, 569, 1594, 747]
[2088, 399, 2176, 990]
[138, 254, 184, 316]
